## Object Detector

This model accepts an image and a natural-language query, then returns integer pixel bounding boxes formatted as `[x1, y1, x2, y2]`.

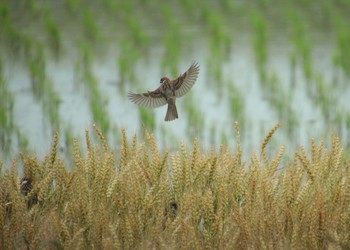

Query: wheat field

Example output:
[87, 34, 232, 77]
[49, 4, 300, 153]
[0, 123, 349, 249]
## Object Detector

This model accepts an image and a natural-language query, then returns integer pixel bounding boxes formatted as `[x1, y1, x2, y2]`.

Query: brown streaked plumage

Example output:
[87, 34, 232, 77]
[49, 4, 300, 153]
[20, 177, 33, 196]
[20, 177, 38, 209]
[128, 62, 200, 121]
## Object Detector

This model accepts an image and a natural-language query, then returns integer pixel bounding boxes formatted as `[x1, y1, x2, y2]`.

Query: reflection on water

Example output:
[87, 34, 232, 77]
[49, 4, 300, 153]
[1, 1, 349, 165]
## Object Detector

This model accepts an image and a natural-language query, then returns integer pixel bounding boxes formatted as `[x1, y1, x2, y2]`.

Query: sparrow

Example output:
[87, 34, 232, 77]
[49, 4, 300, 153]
[20, 177, 33, 196]
[128, 62, 200, 121]
[20, 177, 38, 208]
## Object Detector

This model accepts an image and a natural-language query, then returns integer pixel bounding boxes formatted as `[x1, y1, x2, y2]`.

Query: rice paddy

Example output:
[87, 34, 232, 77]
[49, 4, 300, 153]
[0, 0, 350, 248]
[1, 1, 349, 161]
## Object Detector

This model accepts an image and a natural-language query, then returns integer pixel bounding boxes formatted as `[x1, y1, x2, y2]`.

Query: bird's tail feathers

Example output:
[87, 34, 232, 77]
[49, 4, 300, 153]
[165, 104, 178, 121]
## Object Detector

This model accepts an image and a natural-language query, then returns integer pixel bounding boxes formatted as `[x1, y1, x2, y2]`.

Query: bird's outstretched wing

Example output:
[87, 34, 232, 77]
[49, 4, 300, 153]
[128, 88, 167, 108]
[173, 62, 200, 97]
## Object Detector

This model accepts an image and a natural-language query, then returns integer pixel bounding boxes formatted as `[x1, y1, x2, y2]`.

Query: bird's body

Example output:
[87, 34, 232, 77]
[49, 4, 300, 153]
[128, 62, 200, 121]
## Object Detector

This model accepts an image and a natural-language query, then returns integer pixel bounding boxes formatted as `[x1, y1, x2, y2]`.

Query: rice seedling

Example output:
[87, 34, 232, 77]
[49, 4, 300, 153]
[44, 8, 61, 58]
[205, 20, 230, 89]
[288, 9, 313, 82]
[160, 6, 183, 76]
[261, 72, 299, 141]
[203, 7, 232, 85]
[205, 30, 227, 93]
[45, 92, 60, 131]
[125, 9, 149, 47]
[84, 70, 111, 135]
[0, 58, 15, 155]
[139, 107, 156, 131]
[207, 9, 230, 49]
[117, 38, 140, 88]
[289, 51, 297, 88]
[26, 42, 61, 130]
[206, 58, 224, 95]
[180, 0, 196, 15]
[77, 40, 94, 75]
[64, 0, 80, 14]
[209, 12, 233, 56]
[333, 109, 348, 141]
[101, 0, 120, 14]
[27, 0, 41, 16]
[0, 1, 7, 16]
[333, 13, 350, 77]
[83, 8, 100, 44]
[0, 3, 31, 59]
[228, 81, 245, 127]
[75, 40, 111, 135]
[182, 94, 204, 136]
[221, 0, 235, 12]
[209, 122, 217, 145]
[162, 29, 181, 76]
[119, 0, 133, 18]
[251, 10, 268, 81]
[15, 129, 29, 154]
[0, 124, 349, 249]
[0, 2, 10, 31]
[220, 130, 229, 145]
[27, 43, 46, 98]
[313, 73, 335, 122]
[346, 114, 350, 144]
[346, 113, 350, 128]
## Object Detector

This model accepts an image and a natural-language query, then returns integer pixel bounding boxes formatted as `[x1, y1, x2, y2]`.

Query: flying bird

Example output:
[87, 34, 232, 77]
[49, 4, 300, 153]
[128, 62, 200, 121]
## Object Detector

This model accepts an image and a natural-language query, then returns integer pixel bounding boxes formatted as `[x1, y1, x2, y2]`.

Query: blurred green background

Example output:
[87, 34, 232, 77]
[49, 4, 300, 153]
[1, 0, 350, 164]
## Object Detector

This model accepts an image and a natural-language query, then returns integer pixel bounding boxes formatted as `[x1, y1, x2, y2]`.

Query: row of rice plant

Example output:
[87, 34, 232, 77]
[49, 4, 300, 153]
[26, 42, 61, 131]
[0, 59, 15, 155]
[228, 81, 245, 129]
[139, 108, 156, 132]
[44, 8, 62, 59]
[287, 8, 347, 136]
[333, 11, 350, 78]
[78, 42, 111, 136]
[250, 3, 349, 145]
[251, 10, 268, 81]
[183, 94, 205, 138]
[1, 2, 61, 132]
[0, 3, 33, 60]
[249, 11, 300, 140]
[288, 9, 314, 82]
[0, 56, 30, 158]
[117, 38, 141, 91]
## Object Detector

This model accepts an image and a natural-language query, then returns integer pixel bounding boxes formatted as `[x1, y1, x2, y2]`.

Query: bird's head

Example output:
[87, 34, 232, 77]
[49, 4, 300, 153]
[160, 77, 170, 84]
[20, 177, 32, 196]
